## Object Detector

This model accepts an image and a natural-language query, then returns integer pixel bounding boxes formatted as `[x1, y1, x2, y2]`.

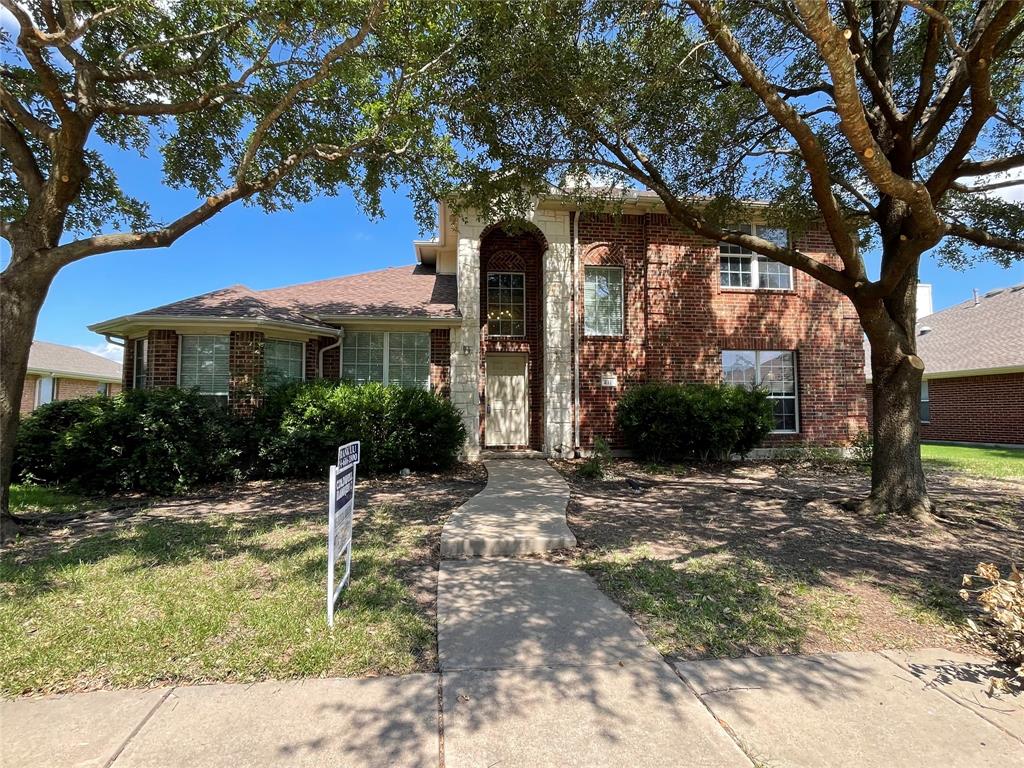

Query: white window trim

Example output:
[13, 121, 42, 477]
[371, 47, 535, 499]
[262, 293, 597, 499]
[486, 271, 527, 338]
[583, 265, 625, 337]
[920, 380, 930, 424]
[176, 334, 230, 397]
[264, 338, 307, 383]
[36, 376, 55, 407]
[719, 224, 794, 292]
[722, 349, 800, 434]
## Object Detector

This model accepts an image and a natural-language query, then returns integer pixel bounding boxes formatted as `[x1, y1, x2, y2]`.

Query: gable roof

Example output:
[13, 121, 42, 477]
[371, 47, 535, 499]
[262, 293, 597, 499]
[90, 264, 459, 337]
[916, 284, 1024, 377]
[259, 265, 458, 318]
[28, 341, 122, 381]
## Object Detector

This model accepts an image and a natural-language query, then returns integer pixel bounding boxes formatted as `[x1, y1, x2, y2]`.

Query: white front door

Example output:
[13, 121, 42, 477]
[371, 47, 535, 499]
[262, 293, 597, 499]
[485, 355, 528, 446]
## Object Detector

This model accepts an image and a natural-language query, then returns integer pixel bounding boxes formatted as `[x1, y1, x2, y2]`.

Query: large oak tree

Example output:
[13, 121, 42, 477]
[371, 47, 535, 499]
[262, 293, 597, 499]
[444, 0, 1024, 519]
[0, 0, 455, 537]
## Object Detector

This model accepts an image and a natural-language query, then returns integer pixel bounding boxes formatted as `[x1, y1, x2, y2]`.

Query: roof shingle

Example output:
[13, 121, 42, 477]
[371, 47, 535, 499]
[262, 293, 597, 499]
[28, 341, 122, 380]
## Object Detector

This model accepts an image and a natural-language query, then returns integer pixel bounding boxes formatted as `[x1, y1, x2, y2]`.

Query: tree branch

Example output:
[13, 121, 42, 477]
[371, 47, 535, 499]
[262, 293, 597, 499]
[0, 84, 57, 144]
[235, 0, 384, 184]
[946, 221, 1024, 253]
[0, 115, 44, 199]
[1, 0, 77, 125]
[958, 152, 1024, 176]
[685, 0, 863, 277]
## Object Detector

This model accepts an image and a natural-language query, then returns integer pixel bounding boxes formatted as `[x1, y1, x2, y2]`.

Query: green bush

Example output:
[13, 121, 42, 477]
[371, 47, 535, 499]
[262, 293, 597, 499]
[15, 389, 240, 494]
[616, 381, 774, 462]
[252, 380, 466, 476]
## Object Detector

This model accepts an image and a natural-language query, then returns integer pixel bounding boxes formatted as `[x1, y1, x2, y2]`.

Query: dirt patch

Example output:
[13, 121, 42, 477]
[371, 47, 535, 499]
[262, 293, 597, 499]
[553, 459, 1023, 658]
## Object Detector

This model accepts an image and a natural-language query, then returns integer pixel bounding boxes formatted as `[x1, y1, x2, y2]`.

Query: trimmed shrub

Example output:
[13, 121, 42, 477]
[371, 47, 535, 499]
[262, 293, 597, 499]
[252, 380, 466, 477]
[15, 389, 240, 494]
[616, 382, 774, 462]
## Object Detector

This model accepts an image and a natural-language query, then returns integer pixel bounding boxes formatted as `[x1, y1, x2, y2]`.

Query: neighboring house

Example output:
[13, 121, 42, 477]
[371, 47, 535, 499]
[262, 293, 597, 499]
[21, 341, 123, 415]
[866, 284, 1024, 446]
[90, 193, 867, 458]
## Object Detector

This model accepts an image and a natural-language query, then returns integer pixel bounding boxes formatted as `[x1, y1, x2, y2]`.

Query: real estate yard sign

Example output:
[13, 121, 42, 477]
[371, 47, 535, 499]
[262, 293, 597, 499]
[328, 441, 360, 627]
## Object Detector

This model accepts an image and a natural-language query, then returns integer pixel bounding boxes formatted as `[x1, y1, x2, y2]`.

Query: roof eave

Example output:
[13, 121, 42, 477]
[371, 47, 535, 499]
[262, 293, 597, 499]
[26, 367, 122, 383]
[316, 314, 462, 328]
[89, 314, 340, 337]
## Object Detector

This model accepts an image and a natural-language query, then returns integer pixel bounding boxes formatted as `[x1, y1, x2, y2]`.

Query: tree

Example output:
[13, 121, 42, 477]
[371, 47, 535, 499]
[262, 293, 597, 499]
[0, 0, 455, 537]
[444, 0, 1024, 519]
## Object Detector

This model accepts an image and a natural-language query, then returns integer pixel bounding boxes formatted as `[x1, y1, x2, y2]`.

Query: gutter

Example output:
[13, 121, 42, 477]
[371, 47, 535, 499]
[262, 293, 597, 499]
[572, 209, 582, 456]
[318, 329, 344, 378]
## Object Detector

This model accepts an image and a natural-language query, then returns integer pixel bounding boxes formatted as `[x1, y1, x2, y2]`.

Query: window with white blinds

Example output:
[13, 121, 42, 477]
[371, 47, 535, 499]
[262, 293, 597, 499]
[584, 266, 624, 336]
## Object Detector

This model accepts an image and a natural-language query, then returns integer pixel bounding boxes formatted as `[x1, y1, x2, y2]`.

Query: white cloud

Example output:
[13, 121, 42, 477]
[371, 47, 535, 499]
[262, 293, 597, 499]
[75, 342, 124, 363]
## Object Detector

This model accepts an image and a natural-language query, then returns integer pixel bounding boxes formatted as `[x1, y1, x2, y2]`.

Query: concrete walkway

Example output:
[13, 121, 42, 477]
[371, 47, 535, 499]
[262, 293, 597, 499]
[5, 460, 1023, 767]
[440, 459, 576, 557]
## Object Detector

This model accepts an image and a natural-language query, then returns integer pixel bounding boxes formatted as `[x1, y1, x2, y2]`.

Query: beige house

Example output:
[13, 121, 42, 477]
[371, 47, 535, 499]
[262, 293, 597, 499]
[21, 341, 123, 415]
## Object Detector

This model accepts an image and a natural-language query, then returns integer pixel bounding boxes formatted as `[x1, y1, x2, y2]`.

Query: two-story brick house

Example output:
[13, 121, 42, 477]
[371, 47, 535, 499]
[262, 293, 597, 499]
[90, 193, 867, 459]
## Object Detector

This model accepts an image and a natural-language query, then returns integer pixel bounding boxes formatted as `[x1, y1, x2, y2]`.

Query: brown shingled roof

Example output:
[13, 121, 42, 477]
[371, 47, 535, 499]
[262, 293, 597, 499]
[915, 284, 1024, 375]
[134, 284, 325, 327]
[259, 265, 459, 318]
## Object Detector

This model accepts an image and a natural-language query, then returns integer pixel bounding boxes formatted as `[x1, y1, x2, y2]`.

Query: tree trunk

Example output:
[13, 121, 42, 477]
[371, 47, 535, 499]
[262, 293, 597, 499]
[866, 338, 932, 520]
[1, 250, 55, 544]
[859, 254, 933, 523]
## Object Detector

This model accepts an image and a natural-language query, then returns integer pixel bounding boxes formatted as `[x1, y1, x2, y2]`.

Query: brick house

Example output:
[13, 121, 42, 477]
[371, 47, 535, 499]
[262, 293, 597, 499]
[865, 284, 1024, 446]
[90, 194, 867, 458]
[21, 340, 122, 415]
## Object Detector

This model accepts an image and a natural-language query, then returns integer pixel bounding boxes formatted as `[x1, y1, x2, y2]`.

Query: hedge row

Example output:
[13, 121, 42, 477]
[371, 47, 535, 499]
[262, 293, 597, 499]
[15, 382, 466, 495]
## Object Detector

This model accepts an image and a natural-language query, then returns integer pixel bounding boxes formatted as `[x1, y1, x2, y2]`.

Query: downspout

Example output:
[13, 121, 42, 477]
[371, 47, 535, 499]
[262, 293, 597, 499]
[103, 334, 125, 349]
[317, 329, 344, 378]
[572, 209, 581, 457]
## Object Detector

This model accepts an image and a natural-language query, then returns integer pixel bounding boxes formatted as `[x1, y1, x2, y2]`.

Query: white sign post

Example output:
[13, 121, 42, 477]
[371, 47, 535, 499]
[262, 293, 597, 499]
[327, 441, 360, 627]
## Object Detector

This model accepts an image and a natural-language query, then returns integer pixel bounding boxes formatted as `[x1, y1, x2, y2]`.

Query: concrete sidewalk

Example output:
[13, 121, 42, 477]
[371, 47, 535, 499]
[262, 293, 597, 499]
[439, 459, 575, 556]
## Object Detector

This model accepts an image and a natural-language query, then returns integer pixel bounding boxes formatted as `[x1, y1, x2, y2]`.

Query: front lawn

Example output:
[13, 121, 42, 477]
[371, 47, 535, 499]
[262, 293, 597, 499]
[558, 460, 1023, 661]
[0, 468, 484, 697]
[10, 484, 99, 517]
[921, 443, 1024, 480]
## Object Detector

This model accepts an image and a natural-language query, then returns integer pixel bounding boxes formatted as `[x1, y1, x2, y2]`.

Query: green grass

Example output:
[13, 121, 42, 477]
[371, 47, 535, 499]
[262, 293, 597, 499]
[579, 549, 854, 658]
[10, 484, 97, 517]
[0, 502, 435, 696]
[921, 444, 1024, 480]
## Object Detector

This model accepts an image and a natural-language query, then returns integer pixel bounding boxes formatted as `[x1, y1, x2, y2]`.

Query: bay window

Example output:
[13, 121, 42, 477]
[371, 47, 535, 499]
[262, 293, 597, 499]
[342, 331, 430, 389]
[133, 338, 148, 389]
[264, 339, 304, 384]
[722, 350, 799, 433]
[179, 335, 229, 400]
[584, 266, 624, 336]
[719, 224, 793, 290]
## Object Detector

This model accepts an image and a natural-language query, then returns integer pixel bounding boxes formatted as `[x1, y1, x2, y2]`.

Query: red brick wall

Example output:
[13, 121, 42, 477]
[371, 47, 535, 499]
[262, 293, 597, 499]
[867, 373, 1024, 445]
[480, 227, 546, 450]
[55, 378, 109, 401]
[20, 374, 38, 415]
[576, 213, 867, 449]
[228, 330, 264, 415]
[431, 328, 451, 396]
[148, 329, 179, 388]
[122, 339, 136, 390]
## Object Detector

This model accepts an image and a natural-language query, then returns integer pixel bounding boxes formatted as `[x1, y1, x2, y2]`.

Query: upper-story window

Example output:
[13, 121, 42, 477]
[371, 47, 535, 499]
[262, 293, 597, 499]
[179, 335, 230, 401]
[487, 272, 526, 336]
[719, 223, 793, 290]
[133, 338, 148, 389]
[264, 339, 304, 384]
[584, 266, 624, 336]
[722, 349, 799, 433]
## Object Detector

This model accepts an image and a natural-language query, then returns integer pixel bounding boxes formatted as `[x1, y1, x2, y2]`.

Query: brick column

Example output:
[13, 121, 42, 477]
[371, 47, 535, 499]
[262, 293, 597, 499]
[148, 330, 179, 388]
[229, 330, 264, 415]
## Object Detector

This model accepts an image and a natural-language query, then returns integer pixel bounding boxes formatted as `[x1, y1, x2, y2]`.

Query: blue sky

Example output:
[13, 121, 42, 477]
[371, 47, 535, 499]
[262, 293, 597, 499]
[3, 176, 1022, 365]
